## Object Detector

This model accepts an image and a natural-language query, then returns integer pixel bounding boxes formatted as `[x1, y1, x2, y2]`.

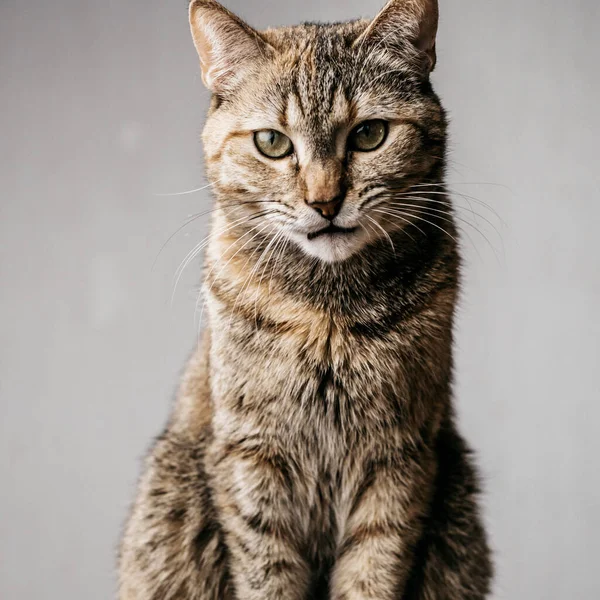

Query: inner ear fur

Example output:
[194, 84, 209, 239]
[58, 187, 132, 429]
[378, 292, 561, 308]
[354, 0, 439, 74]
[189, 0, 274, 93]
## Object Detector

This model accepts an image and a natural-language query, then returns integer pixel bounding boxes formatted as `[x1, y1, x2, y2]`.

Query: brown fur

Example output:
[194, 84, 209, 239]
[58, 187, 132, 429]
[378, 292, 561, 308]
[119, 1, 493, 598]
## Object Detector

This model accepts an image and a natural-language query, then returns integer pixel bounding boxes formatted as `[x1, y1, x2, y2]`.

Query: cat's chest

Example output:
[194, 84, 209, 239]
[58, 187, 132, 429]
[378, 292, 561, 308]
[211, 319, 405, 445]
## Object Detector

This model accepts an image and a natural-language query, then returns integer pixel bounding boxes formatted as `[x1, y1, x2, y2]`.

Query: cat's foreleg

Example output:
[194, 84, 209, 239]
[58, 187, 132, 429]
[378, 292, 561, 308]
[211, 441, 312, 600]
[118, 431, 233, 600]
[330, 456, 433, 600]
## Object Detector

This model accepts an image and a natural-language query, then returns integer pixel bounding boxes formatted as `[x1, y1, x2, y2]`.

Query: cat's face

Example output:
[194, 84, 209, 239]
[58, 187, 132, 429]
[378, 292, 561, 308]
[191, 0, 445, 263]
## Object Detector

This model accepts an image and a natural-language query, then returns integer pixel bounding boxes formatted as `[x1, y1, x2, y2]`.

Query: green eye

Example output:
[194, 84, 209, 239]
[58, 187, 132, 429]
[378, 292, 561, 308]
[254, 130, 293, 159]
[349, 120, 388, 152]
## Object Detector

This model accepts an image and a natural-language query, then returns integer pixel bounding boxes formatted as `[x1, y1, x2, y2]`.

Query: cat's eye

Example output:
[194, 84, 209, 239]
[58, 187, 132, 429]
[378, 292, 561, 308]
[254, 130, 293, 159]
[348, 120, 388, 152]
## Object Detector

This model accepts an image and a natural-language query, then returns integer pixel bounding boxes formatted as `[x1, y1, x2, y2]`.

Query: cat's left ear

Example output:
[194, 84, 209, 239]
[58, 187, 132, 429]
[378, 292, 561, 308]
[189, 0, 274, 93]
[354, 0, 439, 74]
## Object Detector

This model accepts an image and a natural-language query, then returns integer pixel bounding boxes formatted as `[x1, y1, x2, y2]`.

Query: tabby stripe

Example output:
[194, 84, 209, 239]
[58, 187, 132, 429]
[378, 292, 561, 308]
[337, 522, 407, 560]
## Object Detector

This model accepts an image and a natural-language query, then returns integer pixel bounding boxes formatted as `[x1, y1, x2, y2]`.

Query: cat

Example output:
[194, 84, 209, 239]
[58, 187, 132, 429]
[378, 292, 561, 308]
[118, 1, 493, 598]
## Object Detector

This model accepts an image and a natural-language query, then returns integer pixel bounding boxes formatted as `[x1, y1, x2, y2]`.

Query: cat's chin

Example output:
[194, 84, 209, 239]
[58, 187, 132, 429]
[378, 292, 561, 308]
[289, 228, 367, 263]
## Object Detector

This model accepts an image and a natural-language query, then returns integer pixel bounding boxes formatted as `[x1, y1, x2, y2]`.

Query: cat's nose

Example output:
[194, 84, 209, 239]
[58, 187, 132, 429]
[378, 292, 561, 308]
[303, 160, 345, 220]
[305, 196, 344, 220]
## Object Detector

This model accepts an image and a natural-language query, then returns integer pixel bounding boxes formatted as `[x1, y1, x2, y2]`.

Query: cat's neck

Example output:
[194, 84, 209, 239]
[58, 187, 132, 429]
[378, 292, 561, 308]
[205, 207, 459, 333]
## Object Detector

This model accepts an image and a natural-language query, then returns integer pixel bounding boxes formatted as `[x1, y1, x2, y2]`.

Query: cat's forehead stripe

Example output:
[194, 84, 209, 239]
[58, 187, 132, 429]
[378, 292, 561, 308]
[270, 29, 414, 135]
[275, 41, 356, 157]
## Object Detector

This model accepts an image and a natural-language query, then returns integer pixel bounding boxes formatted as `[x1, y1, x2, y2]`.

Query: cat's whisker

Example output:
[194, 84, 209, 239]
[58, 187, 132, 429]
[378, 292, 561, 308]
[226, 229, 277, 335]
[399, 183, 480, 217]
[253, 232, 284, 322]
[375, 207, 459, 244]
[195, 234, 250, 328]
[397, 187, 504, 228]
[407, 186, 498, 212]
[406, 184, 507, 224]
[223, 229, 274, 336]
[396, 191, 492, 228]
[390, 196, 503, 251]
[377, 203, 501, 263]
[410, 180, 510, 190]
[172, 213, 252, 285]
[171, 211, 272, 306]
[372, 209, 426, 239]
[195, 222, 272, 332]
[360, 218, 380, 247]
[386, 188, 505, 259]
[381, 203, 483, 260]
[153, 179, 222, 197]
[251, 229, 287, 329]
[267, 232, 291, 298]
[152, 203, 244, 269]
[390, 194, 504, 247]
[153, 211, 211, 270]
[365, 214, 395, 256]
[154, 199, 291, 269]
[372, 211, 418, 244]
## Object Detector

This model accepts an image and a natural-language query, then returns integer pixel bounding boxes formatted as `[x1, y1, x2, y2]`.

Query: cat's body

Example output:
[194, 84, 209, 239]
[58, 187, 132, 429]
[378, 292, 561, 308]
[119, 2, 492, 598]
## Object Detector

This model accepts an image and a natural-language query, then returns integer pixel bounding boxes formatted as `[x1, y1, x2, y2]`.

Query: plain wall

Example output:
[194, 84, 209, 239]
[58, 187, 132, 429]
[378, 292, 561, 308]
[1, 1, 599, 598]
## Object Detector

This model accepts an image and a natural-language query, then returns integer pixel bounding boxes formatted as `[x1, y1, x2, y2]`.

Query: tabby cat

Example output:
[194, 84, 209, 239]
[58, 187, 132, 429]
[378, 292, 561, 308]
[118, 1, 493, 598]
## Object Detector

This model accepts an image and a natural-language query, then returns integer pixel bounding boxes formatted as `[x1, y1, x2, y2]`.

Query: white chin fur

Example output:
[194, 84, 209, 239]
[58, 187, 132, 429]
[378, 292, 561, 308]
[289, 230, 368, 263]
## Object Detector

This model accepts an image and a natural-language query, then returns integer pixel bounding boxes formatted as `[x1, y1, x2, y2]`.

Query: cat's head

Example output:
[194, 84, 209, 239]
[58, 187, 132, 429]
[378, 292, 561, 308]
[190, 0, 446, 263]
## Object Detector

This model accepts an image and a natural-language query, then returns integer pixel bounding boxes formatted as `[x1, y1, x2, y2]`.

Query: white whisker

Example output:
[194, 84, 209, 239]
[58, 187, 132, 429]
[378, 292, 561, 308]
[365, 214, 395, 255]
[195, 222, 272, 332]
[392, 196, 503, 247]
[372, 209, 426, 238]
[154, 179, 222, 197]
[383, 203, 482, 259]
[171, 211, 270, 306]
[251, 230, 286, 328]
[374, 206, 458, 244]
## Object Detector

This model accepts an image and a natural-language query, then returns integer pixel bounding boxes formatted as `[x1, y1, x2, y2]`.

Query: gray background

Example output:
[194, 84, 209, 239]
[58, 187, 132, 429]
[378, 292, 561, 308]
[1, 0, 599, 598]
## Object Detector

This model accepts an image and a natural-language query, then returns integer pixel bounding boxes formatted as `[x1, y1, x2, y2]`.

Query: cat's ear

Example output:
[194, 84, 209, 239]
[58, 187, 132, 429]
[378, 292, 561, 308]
[189, 0, 274, 93]
[354, 0, 439, 74]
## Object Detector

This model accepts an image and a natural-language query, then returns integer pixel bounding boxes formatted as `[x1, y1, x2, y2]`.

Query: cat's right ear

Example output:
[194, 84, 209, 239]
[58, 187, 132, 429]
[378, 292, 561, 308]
[354, 0, 439, 75]
[189, 0, 273, 93]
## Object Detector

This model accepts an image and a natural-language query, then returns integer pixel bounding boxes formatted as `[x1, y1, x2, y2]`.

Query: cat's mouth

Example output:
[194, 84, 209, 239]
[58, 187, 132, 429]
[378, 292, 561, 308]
[307, 224, 358, 241]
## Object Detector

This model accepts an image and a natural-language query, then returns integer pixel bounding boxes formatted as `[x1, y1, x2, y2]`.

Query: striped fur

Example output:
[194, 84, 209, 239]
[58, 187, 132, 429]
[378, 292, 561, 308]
[119, 1, 493, 598]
